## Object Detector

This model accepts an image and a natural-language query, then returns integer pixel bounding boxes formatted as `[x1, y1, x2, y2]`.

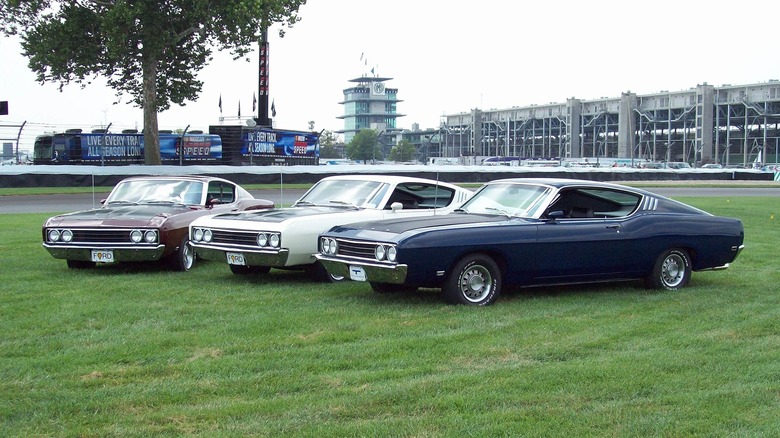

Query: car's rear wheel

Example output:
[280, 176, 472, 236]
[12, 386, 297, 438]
[442, 253, 501, 305]
[169, 236, 195, 272]
[229, 264, 271, 275]
[67, 259, 95, 269]
[370, 282, 417, 294]
[645, 248, 691, 290]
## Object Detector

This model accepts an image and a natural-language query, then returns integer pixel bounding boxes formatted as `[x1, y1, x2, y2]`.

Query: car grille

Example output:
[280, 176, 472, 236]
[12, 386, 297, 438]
[210, 230, 258, 246]
[335, 239, 377, 260]
[46, 228, 157, 245]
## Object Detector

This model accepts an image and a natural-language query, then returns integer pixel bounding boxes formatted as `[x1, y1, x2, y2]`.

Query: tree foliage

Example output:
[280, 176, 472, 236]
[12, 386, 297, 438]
[346, 129, 381, 163]
[318, 130, 342, 159]
[388, 139, 417, 162]
[0, 0, 306, 164]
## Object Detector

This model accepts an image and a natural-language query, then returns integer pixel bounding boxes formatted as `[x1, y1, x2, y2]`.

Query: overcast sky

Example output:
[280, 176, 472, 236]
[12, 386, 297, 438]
[2, 0, 779, 147]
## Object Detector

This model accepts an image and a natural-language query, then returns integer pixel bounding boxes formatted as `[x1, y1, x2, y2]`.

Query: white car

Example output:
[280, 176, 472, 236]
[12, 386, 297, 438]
[189, 175, 473, 281]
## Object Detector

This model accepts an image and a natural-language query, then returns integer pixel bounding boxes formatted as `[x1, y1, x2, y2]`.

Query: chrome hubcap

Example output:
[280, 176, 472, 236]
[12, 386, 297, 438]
[460, 266, 491, 302]
[661, 254, 684, 287]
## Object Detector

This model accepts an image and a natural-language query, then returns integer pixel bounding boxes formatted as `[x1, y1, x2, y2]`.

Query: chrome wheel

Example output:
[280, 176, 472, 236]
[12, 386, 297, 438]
[661, 253, 685, 288]
[443, 254, 501, 306]
[459, 265, 492, 303]
[645, 248, 691, 290]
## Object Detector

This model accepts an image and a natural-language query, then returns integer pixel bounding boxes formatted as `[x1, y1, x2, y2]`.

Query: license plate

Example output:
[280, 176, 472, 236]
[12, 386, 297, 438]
[226, 252, 246, 265]
[91, 250, 114, 263]
[349, 265, 367, 282]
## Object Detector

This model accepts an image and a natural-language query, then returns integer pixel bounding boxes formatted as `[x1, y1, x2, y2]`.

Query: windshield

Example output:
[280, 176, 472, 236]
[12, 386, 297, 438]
[459, 183, 553, 217]
[106, 179, 204, 205]
[296, 180, 387, 208]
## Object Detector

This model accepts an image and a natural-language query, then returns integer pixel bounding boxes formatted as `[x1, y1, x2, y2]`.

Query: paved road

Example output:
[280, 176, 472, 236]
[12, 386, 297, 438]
[1, 189, 308, 214]
[1, 187, 778, 214]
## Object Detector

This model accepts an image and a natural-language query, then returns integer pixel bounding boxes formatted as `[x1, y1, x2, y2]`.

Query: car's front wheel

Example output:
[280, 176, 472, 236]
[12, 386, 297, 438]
[67, 259, 95, 269]
[307, 261, 344, 283]
[169, 236, 195, 272]
[645, 248, 691, 290]
[229, 264, 271, 275]
[370, 282, 417, 294]
[442, 253, 501, 305]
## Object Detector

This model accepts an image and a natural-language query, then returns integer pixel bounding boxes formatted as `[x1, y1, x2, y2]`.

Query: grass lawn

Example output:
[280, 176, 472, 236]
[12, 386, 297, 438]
[1, 197, 778, 436]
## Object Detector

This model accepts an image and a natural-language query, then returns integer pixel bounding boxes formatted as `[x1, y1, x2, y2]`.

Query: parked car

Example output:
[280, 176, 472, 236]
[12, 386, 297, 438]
[700, 163, 723, 169]
[315, 178, 745, 305]
[665, 162, 692, 170]
[189, 175, 473, 280]
[42, 175, 273, 271]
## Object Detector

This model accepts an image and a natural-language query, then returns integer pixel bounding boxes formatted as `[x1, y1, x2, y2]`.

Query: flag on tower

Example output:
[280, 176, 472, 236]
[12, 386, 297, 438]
[252, 93, 256, 112]
[238, 101, 241, 118]
[271, 99, 276, 117]
[218, 94, 222, 113]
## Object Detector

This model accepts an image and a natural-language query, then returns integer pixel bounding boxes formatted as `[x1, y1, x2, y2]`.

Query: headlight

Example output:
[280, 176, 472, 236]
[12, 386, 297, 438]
[60, 229, 73, 242]
[375, 244, 386, 261]
[257, 233, 268, 246]
[387, 246, 397, 262]
[321, 238, 337, 254]
[193, 228, 204, 241]
[203, 229, 212, 243]
[48, 229, 61, 242]
[144, 230, 157, 243]
[269, 234, 280, 248]
[130, 229, 143, 243]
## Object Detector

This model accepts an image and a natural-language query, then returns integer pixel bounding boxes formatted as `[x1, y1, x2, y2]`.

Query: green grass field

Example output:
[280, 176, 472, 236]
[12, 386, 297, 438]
[1, 197, 778, 436]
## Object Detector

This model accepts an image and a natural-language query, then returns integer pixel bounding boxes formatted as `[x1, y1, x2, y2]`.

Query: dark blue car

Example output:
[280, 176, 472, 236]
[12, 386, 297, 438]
[315, 178, 745, 305]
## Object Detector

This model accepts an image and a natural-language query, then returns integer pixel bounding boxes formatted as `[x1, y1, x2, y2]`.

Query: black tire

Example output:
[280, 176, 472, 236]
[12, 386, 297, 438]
[370, 282, 417, 294]
[229, 264, 271, 275]
[442, 253, 501, 306]
[169, 236, 196, 272]
[66, 259, 95, 269]
[308, 261, 344, 283]
[645, 248, 691, 290]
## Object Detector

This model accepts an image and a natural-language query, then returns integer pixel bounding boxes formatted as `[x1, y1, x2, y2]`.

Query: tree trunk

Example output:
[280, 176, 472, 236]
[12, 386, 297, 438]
[142, 52, 161, 165]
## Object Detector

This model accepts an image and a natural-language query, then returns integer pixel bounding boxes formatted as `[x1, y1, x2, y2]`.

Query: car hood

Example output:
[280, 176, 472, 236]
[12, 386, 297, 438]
[44, 204, 201, 228]
[209, 206, 358, 224]
[330, 212, 518, 236]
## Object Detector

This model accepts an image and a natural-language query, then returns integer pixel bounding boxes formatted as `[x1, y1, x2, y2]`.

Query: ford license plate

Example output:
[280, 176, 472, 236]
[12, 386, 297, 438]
[349, 265, 367, 282]
[91, 250, 114, 263]
[226, 252, 246, 265]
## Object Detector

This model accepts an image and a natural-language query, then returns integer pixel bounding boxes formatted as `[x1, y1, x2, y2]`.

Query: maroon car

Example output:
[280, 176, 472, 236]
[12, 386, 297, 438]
[42, 175, 273, 271]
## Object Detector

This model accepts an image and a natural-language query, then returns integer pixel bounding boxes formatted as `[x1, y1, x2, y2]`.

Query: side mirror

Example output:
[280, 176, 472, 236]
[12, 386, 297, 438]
[390, 202, 403, 211]
[546, 210, 565, 223]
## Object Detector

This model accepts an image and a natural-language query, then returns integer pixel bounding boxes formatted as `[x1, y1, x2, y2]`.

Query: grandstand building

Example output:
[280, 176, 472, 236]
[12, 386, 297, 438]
[438, 81, 780, 166]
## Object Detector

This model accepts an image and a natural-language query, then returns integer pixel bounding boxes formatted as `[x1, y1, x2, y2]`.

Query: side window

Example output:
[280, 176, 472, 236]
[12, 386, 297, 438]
[386, 183, 456, 209]
[548, 188, 640, 219]
[206, 182, 235, 204]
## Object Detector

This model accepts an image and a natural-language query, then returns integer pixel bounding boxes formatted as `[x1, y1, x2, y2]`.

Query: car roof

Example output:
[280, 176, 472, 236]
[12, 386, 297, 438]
[119, 175, 229, 184]
[320, 174, 460, 187]
[484, 178, 626, 189]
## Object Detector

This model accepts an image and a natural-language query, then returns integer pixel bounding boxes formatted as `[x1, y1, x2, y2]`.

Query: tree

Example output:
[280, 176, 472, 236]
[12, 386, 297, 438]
[346, 129, 381, 164]
[0, 0, 305, 165]
[388, 139, 417, 162]
[318, 130, 342, 159]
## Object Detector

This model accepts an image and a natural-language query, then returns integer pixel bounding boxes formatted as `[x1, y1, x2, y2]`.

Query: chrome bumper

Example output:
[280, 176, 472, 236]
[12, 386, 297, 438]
[193, 243, 290, 267]
[43, 244, 166, 262]
[314, 254, 408, 284]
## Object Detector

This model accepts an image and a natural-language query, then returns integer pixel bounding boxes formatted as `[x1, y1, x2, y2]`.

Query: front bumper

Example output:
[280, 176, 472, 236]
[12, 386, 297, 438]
[314, 254, 408, 284]
[193, 243, 290, 267]
[43, 244, 166, 262]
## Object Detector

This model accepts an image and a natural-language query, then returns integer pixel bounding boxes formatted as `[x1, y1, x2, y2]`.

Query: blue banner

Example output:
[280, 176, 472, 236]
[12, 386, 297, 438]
[242, 129, 319, 157]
